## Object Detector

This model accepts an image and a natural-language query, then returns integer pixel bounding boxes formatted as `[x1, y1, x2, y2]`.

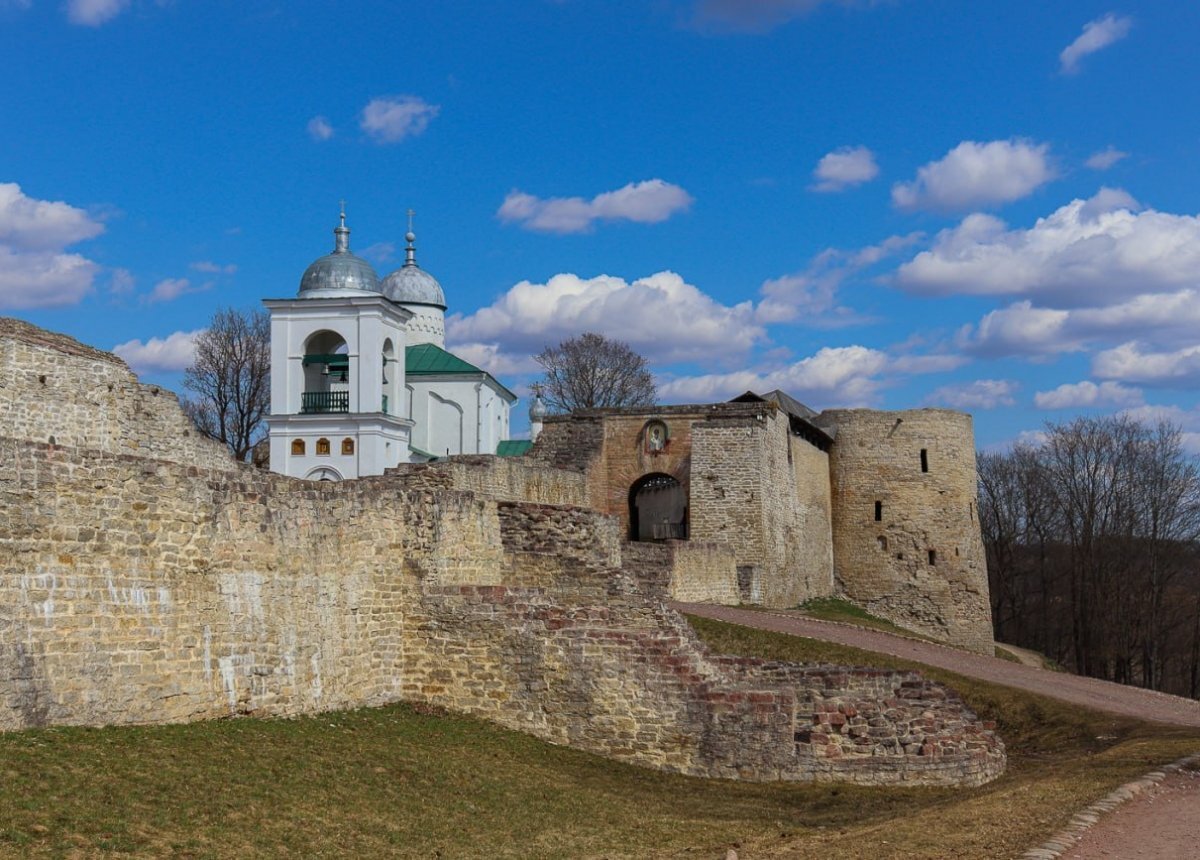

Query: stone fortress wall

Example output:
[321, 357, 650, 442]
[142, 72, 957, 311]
[0, 319, 1005, 786]
[817, 409, 994, 654]
[533, 404, 837, 609]
[533, 399, 992, 655]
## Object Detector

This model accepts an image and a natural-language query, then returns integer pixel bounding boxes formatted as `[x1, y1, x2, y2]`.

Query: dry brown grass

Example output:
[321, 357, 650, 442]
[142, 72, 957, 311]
[0, 617, 1193, 859]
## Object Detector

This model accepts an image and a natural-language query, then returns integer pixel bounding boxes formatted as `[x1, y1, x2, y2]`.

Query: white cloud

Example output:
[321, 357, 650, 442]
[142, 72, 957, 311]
[148, 277, 206, 303]
[1092, 342, 1200, 388]
[927, 379, 1019, 410]
[689, 0, 840, 32]
[0, 182, 104, 250]
[756, 233, 921, 325]
[0, 246, 98, 309]
[957, 301, 1075, 357]
[109, 267, 135, 295]
[0, 183, 104, 310]
[1086, 147, 1128, 171]
[190, 261, 237, 275]
[892, 139, 1056, 212]
[896, 189, 1200, 306]
[1117, 404, 1200, 455]
[658, 344, 958, 408]
[112, 329, 202, 374]
[659, 345, 888, 406]
[307, 116, 334, 141]
[1033, 380, 1143, 409]
[450, 343, 540, 377]
[811, 146, 879, 192]
[497, 180, 693, 234]
[1060, 13, 1132, 75]
[359, 95, 439, 144]
[447, 270, 763, 367]
[65, 0, 130, 26]
[360, 242, 396, 265]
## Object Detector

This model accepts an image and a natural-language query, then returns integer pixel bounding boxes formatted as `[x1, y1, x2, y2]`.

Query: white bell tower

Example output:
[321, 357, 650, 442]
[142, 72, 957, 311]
[263, 207, 415, 480]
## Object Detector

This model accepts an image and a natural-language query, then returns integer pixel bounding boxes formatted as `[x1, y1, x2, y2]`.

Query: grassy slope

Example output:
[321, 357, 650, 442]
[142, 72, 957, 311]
[0, 619, 1195, 859]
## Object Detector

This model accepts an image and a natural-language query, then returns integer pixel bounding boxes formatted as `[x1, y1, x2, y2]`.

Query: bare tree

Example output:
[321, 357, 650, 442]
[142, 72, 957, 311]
[182, 307, 271, 462]
[534, 332, 656, 413]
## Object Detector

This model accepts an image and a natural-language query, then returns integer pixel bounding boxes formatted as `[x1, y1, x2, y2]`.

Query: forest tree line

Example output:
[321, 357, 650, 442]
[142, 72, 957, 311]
[978, 415, 1200, 699]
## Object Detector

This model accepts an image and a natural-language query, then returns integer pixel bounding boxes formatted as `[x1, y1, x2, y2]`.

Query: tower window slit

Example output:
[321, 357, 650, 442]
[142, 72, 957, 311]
[928, 549, 937, 566]
[874, 501, 882, 522]
[920, 448, 928, 473]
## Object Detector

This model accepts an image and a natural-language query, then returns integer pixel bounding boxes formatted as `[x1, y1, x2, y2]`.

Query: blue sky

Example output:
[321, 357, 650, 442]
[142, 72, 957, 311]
[4, 0, 1200, 447]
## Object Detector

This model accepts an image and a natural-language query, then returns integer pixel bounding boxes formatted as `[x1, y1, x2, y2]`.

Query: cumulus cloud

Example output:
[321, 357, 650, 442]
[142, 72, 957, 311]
[0, 182, 105, 250]
[659, 345, 889, 406]
[1117, 404, 1200, 455]
[896, 188, 1200, 307]
[756, 233, 921, 325]
[359, 95, 439, 144]
[148, 277, 207, 303]
[1033, 379, 1143, 409]
[447, 271, 763, 369]
[1060, 13, 1132, 75]
[810, 146, 879, 192]
[1092, 342, 1200, 388]
[0, 183, 104, 310]
[688, 0, 842, 32]
[957, 301, 1075, 358]
[1086, 146, 1128, 171]
[497, 180, 693, 234]
[66, 0, 130, 26]
[658, 343, 962, 408]
[190, 261, 237, 275]
[449, 343, 541, 377]
[307, 116, 335, 141]
[112, 330, 202, 374]
[926, 379, 1019, 410]
[892, 139, 1056, 212]
[109, 267, 135, 295]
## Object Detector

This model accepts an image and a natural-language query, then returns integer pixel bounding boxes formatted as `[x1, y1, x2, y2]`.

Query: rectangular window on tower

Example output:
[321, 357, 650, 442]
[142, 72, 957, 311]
[874, 501, 883, 522]
[920, 448, 929, 473]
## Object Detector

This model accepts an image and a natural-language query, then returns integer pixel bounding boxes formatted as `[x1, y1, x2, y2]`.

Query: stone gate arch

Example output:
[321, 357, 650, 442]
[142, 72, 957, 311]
[628, 472, 688, 542]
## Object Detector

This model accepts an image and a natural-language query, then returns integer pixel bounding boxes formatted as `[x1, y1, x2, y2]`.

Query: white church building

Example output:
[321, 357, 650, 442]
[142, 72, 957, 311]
[264, 209, 523, 480]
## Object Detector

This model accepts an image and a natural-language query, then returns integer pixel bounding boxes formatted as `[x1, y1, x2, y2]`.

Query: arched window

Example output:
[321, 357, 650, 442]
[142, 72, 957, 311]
[316, 437, 331, 456]
[291, 439, 306, 456]
[341, 438, 355, 455]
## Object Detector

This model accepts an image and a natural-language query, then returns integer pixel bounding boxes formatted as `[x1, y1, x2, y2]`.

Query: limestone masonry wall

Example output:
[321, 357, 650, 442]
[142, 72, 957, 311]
[0, 321, 1005, 786]
[818, 409, 994, 654]
[0, 318, 236, 472]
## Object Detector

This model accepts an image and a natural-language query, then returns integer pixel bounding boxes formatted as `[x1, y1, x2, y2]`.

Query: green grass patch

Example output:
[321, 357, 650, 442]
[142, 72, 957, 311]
[994, 644, 1024, 663]
[0, 621, 1195, 859]
[793, 597, 940, 641]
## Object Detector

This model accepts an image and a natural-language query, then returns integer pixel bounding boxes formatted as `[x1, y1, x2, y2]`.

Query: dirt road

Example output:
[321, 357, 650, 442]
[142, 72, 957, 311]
[672, 603, 1200, 728]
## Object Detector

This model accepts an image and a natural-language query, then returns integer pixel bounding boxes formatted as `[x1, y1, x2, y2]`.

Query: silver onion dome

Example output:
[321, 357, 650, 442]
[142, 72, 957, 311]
[298, 207, 381, 295]
[380, 224, 446, 309]
[529, 392, 548, 421]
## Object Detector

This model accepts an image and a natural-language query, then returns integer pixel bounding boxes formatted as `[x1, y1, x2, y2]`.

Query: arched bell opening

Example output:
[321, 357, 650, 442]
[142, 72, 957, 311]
[628, 473, 688, 542]
[301, 330, 350, 413]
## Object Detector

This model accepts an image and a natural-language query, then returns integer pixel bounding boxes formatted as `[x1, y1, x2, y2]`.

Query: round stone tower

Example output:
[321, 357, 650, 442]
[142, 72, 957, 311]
[819, 408, 993, 654]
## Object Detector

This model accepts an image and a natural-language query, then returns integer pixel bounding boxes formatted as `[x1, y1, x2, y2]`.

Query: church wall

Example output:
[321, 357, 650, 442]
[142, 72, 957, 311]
[821, 409, 994, 654]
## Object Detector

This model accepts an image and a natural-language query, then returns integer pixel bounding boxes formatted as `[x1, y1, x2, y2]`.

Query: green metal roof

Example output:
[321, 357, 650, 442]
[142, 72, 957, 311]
[405, 343, 485, 375]
[404, 343, 517, 401]
[496, 440, 533, 457]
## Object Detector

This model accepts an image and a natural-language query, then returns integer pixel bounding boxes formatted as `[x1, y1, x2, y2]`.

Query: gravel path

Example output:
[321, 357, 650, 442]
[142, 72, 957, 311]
[672, 603, 1200, 728]
[1059, 763, 1200, 859]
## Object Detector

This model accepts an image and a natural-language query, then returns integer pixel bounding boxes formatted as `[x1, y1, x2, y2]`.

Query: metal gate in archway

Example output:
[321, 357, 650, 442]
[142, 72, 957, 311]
[628, 473, 688, 541]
